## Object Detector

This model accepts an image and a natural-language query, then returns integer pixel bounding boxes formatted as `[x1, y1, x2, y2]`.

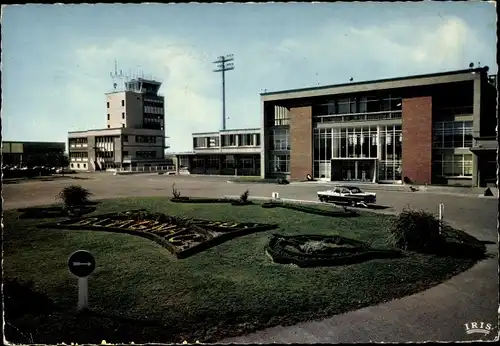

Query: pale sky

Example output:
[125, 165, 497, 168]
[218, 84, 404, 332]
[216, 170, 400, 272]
[2, 2, 497, 152]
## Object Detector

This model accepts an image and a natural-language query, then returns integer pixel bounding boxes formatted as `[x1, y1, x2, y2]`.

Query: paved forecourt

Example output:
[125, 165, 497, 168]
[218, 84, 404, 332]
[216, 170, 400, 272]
[3, 172, 498, 342]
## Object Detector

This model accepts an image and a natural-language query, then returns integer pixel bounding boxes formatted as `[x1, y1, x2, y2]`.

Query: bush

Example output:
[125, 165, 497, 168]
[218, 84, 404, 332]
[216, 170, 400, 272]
[240, 189, 250, 203]
[57, 185, 93, 207]
[388, 207, 443, 253]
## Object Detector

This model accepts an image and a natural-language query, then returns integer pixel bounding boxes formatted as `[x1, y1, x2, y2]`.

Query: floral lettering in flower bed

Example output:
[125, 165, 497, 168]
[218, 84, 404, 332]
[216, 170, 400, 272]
[266, 234, 404, 268]
[41, 209, 277, 259]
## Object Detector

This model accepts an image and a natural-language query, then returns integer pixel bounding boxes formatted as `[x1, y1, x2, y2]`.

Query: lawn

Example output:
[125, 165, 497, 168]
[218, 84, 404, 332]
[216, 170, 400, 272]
[3, 197, 481, 344]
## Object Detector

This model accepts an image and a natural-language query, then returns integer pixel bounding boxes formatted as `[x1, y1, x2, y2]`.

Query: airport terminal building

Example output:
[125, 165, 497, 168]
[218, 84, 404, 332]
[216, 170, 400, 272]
[68, 77, 171, 171]
[260, 67, 497, 187]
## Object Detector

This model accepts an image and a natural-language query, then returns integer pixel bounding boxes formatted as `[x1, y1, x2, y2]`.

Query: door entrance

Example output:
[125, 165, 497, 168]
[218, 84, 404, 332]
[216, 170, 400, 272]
[333, 160, 374, 182]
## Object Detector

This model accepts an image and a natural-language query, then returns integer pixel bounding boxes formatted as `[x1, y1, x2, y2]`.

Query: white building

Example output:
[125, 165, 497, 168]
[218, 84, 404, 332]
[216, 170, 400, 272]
[67, 77, 171, 171]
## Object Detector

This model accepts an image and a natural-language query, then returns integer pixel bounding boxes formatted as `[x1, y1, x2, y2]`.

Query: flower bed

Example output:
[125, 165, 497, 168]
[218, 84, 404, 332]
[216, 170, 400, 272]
[41, 209, 277, 259]
[266, 234, 403, 267]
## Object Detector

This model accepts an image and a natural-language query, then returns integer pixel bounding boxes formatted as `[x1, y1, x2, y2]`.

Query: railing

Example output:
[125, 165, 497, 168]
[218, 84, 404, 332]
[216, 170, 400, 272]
[314, 111, 402, 124]
[117, 165, 175, 173]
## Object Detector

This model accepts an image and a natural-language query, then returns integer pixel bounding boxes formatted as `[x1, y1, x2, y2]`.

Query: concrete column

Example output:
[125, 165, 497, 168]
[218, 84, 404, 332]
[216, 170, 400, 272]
[253, 134, 257, 146]
[235, 134, 239, 147]
[472, 154, 479, 187]
[472, 78, 481, 138]
[376, 126, 382, 159]
[175, 155, 180, 174]
[260, 101, 267, 179]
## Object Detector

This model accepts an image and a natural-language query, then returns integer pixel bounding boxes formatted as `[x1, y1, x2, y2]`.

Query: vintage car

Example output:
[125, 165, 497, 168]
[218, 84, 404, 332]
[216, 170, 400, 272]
[317, 186, 377, 207]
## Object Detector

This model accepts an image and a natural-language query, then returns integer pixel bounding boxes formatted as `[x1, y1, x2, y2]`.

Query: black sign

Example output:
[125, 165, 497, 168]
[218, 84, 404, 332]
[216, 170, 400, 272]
[68, 250, 96, 277]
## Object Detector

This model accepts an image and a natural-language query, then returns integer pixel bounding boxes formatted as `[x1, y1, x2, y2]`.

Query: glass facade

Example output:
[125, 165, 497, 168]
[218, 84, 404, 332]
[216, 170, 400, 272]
[269, 154, 290, 174]
[312, 95, 403, 124]
[270, 128, 290, 151]
[433, 121, 473, 149]
[433, 153, 473, 177]
[312, 125, 401, 181]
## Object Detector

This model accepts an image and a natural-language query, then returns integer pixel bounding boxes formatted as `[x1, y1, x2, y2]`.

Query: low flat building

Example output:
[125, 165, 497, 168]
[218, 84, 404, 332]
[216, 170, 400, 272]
[2, 141, 65, 167]
[68, 76, 171, 171]
[173, 128, 261, 176]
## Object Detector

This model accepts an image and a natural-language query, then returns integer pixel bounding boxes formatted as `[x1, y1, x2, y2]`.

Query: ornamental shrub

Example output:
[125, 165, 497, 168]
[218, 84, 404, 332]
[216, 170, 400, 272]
[388, 207, 443, 253]
[57, 185, 93, 207]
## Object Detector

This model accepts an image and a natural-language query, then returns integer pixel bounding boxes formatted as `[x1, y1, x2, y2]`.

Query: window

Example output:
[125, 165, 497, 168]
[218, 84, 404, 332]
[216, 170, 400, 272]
[337, 98, 350, 114]
[269, 154, 290, 173]
[77, 164, 80, 168]
[123, 151, 129, 156]
[121, 100, 125, 107]
[107, 102, 110, 108]
[107, 125, 110, 128]
[256, 134, 261, 146]
[435, 153, 473, 177]
[123, 135, 128, 142]
[271, 128, 290, 150]
[107, 114, 110, 120]
[122, 112, 125, 119]
[83, 164, 86, 168]
[222, 134, 236, 146]
[433, 121, 473, 148]
[122, 124, 125, 128]
[193, 137, 205, 148]
[70, 163, 74, 168]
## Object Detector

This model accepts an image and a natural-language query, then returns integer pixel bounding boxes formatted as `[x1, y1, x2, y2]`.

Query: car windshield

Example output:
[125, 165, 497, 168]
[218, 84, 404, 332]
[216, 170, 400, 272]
[349, 187, 361, 193]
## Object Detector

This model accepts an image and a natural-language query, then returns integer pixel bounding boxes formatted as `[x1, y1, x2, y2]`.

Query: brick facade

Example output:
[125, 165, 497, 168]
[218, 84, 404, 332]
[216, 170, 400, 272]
[402, 96, 433, 184]
[290, 106, 313, 180]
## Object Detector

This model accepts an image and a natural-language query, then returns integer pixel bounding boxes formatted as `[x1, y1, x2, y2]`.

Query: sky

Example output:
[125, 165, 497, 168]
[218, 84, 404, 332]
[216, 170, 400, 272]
[2, 2, 497, 152]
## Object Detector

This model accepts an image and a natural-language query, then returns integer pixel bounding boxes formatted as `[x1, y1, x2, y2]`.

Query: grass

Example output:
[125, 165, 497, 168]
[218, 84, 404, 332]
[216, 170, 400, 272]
[3, 197, 481, 344]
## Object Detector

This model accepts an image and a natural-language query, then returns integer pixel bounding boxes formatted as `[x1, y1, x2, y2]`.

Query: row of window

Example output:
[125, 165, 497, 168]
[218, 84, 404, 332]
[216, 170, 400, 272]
[70, 152, 88, 159]
[136, 151, 157, 158]
[194, 134, 261, 148]
[313, 96, 402, 116]
[144, 106, 164, 115]
[136, 136, 157, 144]
[315, 126, 403, 160]
[433, 153, 473, 177]
[70, 163, 87, 169]
[433, 121, 473, 149]
[69, 138, 88, 145]
[106, 100, 125, 108]
[107, 113, 126, 121]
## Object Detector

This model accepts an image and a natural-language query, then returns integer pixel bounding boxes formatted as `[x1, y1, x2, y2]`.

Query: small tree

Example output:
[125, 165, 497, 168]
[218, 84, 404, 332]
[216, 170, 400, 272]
[172, 183, 181, 199]
[57, 185, 93, 208]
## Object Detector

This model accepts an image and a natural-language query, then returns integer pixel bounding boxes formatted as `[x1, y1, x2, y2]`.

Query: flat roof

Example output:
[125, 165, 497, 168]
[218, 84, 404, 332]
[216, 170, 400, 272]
[192, 128, 261, 136]
[261, 67, 489, 102]
[2, 140, 65, 145]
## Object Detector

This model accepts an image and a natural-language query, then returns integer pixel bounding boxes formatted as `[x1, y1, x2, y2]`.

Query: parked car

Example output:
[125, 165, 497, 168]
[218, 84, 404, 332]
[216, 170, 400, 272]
[317, 185, 377, 207]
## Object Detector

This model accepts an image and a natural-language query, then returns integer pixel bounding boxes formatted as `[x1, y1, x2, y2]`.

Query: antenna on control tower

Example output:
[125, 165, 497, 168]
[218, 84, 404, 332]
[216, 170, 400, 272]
[110, 59, 129, 90]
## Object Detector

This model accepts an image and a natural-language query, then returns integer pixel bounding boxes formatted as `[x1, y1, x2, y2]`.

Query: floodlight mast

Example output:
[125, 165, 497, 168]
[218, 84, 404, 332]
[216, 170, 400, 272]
[213, 54, 235, 131]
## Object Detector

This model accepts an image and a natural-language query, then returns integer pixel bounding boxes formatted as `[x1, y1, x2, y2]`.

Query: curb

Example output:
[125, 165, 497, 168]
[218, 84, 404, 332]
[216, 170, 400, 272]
[222, 195, 398, 216]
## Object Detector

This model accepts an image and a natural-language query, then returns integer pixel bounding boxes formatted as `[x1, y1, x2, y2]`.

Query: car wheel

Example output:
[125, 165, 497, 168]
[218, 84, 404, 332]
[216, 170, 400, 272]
[319, 196, 325, 202]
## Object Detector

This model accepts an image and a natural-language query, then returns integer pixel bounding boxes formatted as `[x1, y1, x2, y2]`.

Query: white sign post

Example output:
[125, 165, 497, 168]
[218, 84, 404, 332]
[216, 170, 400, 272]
[438, 203, 444, 234]
[68, 250, 96, 311]
[272, 192, 280, 200]
[78, 277, 89, 311]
